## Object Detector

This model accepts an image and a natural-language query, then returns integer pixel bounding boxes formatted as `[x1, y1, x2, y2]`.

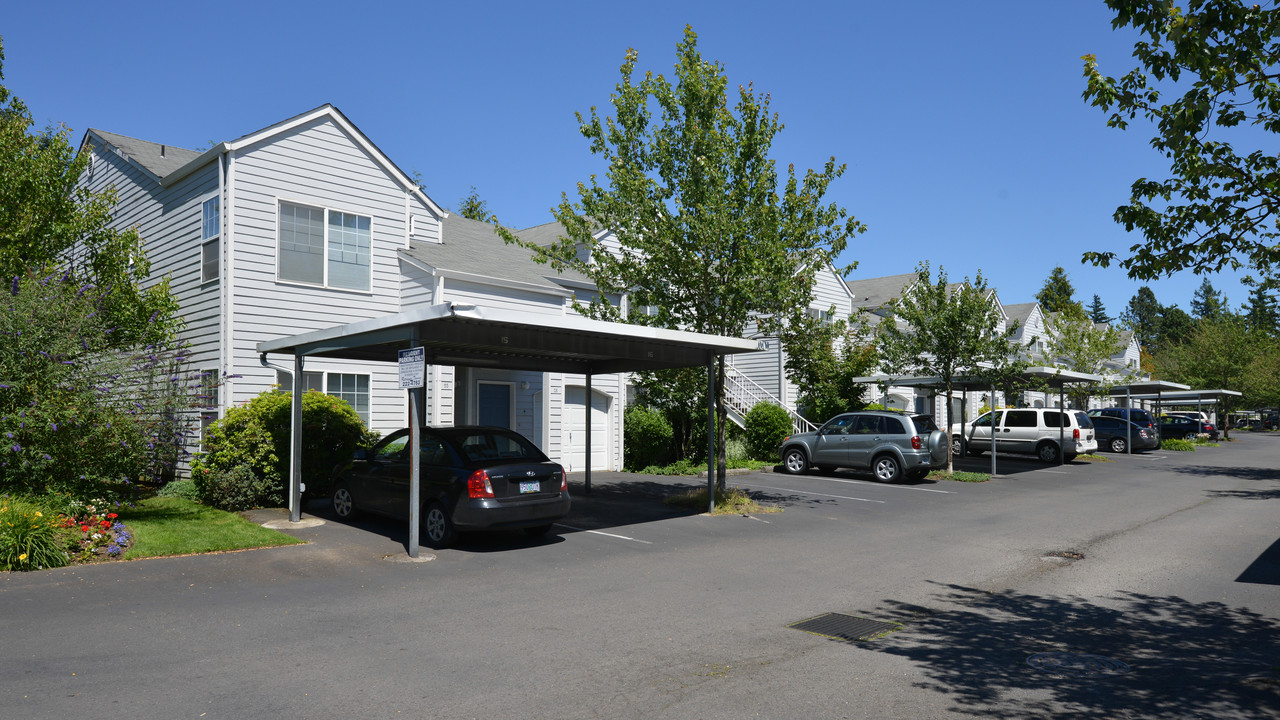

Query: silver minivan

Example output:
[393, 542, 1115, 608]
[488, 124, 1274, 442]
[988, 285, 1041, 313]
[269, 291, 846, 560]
[949, 408, 1097, 463]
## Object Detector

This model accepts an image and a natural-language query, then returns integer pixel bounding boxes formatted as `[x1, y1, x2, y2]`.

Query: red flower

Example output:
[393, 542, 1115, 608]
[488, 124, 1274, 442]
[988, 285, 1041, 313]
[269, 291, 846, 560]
[100, 520, 111, 528]
[107, 513, 118, 519]
[80, 525, 91, 533]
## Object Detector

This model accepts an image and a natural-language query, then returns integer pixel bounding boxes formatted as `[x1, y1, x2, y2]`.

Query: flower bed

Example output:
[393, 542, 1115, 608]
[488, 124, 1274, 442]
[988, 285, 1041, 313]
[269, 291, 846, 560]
[57, 498, 134, 563]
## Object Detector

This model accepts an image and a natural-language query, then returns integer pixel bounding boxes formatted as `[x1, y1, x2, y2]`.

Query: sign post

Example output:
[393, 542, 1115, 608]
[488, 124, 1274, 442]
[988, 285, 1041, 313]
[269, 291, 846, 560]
[399, 347, 425, 557]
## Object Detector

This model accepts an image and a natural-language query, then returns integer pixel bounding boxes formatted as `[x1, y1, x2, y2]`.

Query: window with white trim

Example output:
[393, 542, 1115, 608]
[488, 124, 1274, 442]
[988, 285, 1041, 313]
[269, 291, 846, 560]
[277, 201, 371, 290]
[198, 368, 220, 449]
[276, 370, 370, 424]
[201, 197, 220, 283]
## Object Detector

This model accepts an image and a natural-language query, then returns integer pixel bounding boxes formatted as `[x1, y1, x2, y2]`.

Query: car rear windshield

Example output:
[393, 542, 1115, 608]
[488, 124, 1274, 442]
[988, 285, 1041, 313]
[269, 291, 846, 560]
[441, 430, 548, 464]
[910, 415, 938, 432]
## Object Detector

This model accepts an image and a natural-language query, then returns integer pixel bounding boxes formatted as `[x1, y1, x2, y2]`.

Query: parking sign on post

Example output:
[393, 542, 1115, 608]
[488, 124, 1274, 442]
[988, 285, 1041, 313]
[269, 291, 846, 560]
[398, 347, 425, 557]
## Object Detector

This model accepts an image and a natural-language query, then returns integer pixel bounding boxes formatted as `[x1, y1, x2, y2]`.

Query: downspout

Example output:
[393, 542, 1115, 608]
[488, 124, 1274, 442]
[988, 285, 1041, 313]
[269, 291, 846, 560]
[223, 151, 237, 406]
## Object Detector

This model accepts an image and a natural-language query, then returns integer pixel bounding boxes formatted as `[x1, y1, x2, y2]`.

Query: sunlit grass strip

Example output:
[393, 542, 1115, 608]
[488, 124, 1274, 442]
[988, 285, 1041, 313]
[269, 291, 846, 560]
[1161, 438, 1196, 452]
[118, 497, 303, 559]
[1076, 453, 1113, 462]
[926, 470, 990, 482]
[664, 486, 782, 515]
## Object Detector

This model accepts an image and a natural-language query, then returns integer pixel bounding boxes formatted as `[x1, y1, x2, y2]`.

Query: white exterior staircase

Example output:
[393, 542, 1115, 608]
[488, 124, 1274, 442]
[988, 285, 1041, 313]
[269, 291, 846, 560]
[722, 362, 817, 435]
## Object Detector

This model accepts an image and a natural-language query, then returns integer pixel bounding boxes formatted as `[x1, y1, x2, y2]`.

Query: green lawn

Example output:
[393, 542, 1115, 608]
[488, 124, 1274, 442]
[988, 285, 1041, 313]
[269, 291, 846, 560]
[119, 497, 303, 559]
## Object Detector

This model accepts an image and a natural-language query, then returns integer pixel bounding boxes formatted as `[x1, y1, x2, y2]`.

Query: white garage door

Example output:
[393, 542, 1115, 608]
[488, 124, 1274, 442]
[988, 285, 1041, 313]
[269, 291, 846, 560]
[565, 386, 609, 472]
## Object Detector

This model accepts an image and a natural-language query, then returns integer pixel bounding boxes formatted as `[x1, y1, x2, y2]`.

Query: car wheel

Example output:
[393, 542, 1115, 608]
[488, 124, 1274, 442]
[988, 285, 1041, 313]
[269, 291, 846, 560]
[1037, 441, 1060, 464]
[1109, 437, 1127, 453]
[782, 447, 809, 475]
[524, 524, 553, 537]
[872, 454, 903, 483]
[951, 436, 965, 457]
[331, 482, 357, 519]
[422, 502, 457, 549]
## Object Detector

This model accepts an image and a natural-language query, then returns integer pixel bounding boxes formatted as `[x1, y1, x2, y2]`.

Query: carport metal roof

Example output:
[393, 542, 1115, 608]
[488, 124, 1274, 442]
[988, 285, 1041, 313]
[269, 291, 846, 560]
[258, 301, 762, 374]
[257, 302, 764, 554]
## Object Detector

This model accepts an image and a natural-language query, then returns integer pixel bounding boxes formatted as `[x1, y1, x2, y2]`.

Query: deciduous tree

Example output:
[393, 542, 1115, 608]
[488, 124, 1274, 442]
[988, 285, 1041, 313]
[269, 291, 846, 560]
[873, 263, 1023, 473]
[1082, 0, 1280, 279]
[501, 26, 864, 486]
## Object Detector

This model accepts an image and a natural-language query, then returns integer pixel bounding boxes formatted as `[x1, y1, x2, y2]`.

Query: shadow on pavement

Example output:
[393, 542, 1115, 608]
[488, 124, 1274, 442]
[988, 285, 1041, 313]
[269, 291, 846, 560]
[864, 582, 1280, 719]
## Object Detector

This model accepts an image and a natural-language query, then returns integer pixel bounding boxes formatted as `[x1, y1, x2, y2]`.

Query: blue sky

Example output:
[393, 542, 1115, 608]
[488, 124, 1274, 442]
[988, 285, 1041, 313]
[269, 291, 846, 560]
[2, 1, 1261, 319]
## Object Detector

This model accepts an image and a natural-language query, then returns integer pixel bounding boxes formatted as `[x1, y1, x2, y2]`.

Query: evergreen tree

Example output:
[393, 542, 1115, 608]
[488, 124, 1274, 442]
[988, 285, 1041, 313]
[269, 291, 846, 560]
[1086, 294, 1111, 324]
[1243, 276, 1280, 337]
[1190, 277, 1225, 319]
[1035, 266, 1080, 314]
[1121, 286, 1162, 353]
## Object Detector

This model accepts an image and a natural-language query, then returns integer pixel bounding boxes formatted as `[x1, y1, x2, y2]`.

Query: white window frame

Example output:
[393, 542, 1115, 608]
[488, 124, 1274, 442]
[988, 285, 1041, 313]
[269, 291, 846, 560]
[276, 200, 372, 292]
[198, 368, 220, 450]
[201, 196, 220, 284]
[275, 369, 370, 424]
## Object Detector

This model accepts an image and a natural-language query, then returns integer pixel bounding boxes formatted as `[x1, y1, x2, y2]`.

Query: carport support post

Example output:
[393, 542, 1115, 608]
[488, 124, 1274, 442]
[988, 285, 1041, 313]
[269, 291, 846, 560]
[289, 354, 304, 523]
[1126, 386, 1133, 454]
[990, 381, 997, 477]
[706, 354, 716, 514]
[1059, 385, 1065, 466]
[408, 387, 420, 558]
[584, 372, 592, 495]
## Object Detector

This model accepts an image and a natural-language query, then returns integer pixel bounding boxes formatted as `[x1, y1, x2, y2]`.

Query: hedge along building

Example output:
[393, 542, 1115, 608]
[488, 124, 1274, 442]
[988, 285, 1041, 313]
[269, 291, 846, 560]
[78, 104, 661, 473]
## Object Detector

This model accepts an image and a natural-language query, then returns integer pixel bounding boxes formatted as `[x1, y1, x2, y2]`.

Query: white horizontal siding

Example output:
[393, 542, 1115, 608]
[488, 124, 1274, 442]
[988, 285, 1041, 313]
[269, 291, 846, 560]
[443, 278, 565, 315]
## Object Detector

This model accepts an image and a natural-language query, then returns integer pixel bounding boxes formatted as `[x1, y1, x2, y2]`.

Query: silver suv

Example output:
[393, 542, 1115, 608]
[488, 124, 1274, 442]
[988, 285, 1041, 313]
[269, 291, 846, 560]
[950, 408, 1097, 463]
[779, 411, 948, 482]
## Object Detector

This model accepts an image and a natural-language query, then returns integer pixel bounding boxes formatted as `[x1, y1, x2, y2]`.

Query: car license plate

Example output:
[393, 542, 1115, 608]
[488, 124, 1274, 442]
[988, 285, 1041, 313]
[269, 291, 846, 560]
[519, 481, 540, 494]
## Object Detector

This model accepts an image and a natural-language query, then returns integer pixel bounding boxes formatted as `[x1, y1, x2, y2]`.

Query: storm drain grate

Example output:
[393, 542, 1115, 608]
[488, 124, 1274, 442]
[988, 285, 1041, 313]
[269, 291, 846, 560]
[788, 612, 901, 643]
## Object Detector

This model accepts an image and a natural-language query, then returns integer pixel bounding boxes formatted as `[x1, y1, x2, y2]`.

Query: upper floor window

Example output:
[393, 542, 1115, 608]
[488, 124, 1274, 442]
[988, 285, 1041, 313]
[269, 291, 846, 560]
[278, 202, 371, 291]
[201, 197, 220, 283]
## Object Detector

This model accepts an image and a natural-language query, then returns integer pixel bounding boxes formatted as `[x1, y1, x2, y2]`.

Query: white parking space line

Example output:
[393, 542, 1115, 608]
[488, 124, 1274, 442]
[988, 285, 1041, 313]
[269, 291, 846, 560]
[1038, 470, 1070, 474]
[818, 477, 956, 494]
[749, 484, 886, 504]
[555, 524, 652, 544]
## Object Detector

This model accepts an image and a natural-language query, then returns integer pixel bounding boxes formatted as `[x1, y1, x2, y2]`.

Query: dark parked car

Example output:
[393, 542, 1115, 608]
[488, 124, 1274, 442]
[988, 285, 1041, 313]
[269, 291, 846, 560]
[1088, 408, 1159, 438]
[1089, 415, 1160, 453]
[1158, 415, 1219, 441]
[779, 411, 947, 482]
[331, 426, 570, 548]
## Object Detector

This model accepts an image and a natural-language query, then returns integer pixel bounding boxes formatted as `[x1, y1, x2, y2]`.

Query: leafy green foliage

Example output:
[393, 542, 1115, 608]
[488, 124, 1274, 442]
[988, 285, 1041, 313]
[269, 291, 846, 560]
[781, 311, 876, 423]
[744, 402, 793, 461]
[0, 496, 69, 571]
[1161, 438, 1196, 452]
[1190, 278, 1226, 319]
[873, 262, 1024, 472]
[1035, 266, 1080, 314]
[1154, 314, 1254, 438]
[156, 477, 200, 502]
[498, 26, 863, 481]
[0, 38, 177, 347]
[1045, 304, 1126, 405]
[192, 390, 369, 507]
[455, 186, 495, 222]
[623, 404, 673, 471]
[194, 463, 280, 512]
[1082, 1, 1280, 279]
[0, 270, 195, 501]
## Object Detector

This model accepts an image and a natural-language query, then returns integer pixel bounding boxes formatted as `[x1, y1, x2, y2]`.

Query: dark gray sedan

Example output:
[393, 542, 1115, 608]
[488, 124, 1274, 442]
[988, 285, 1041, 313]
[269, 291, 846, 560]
[330, 426, 570, 548]
[779, 411, 948, 482]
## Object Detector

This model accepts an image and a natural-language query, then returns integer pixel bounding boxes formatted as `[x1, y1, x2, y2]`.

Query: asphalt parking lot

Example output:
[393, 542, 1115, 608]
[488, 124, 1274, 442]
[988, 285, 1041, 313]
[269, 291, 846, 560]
[3, 434, 1278, 719]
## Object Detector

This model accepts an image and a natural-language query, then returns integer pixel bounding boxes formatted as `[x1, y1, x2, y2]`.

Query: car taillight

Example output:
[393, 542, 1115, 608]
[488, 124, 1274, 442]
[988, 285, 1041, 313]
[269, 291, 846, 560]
[911, 436, 922, 450]
[467, 469, 495, 499]
[559, 469, 568, 492]
[1073, 428, 1080, 440]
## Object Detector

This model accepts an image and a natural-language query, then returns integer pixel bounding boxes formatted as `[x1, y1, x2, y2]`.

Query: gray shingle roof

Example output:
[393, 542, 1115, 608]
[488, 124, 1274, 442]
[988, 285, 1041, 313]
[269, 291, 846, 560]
[845, 272, 919, 309]
[87, 128, 201, 179]
[1003, 302, 1038, 325]
[402, 215, 591, 291]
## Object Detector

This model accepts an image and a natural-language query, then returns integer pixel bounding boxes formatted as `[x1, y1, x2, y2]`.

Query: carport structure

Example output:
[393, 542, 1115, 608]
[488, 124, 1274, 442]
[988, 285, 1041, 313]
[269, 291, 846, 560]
[258, 302, 762, 556]
[854, 367, 1103, 474]
[1104, 379, 1191, 453]
[1112, 386, 1242, 438]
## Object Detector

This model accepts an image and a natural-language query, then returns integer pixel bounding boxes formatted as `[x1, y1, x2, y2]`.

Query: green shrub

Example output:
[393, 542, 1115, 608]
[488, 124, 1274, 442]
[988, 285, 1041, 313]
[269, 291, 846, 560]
[745, 402, 793, 460]
[624, 405, 673, 471]
[1161, 438, 1196, 452]
[156, 478, 200, 502]
[194, 464, 282, 512]
[0, 497, 69, 571]
[192, 389, 368, 505]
